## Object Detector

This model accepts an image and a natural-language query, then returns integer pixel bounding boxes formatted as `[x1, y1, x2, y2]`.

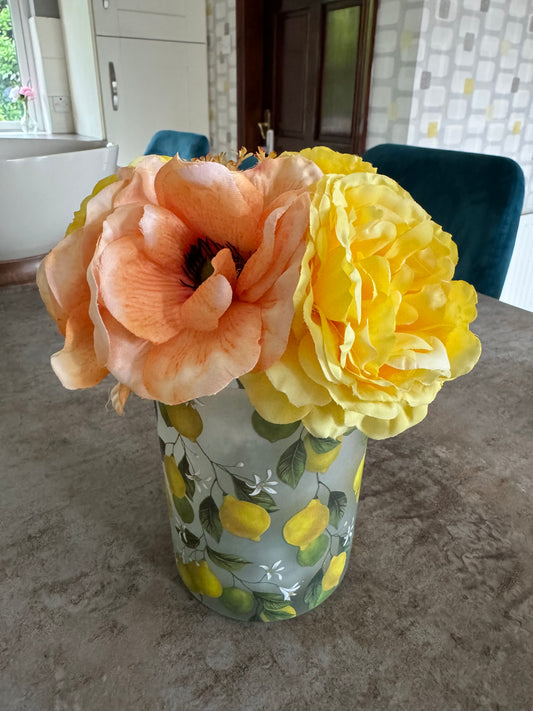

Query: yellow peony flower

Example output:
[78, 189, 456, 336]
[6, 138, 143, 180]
[292, 145, 376, 177]
[243, 149, 481, 440]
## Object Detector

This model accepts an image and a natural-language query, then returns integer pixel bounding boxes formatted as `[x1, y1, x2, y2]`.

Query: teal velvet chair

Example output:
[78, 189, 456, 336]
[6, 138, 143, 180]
[362, 143, 525, 298]
[145, 130, 209, 161]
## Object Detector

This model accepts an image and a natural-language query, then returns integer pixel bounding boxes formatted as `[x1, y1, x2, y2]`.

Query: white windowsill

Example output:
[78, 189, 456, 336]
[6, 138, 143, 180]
[1, 132, 103, 141]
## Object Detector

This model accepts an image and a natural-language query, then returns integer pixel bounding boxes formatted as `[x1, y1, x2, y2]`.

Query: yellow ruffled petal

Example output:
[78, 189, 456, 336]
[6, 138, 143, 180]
[240, 372, 310, 424]
[293, 146, 376, 176]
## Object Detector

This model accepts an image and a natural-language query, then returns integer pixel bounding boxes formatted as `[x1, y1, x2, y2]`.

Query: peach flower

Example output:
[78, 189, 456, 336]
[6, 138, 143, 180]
[42, 153, 322, 406]
[37, 155, 167, 392]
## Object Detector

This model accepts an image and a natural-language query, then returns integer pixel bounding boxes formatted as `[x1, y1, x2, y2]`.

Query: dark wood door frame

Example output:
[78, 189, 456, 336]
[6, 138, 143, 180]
[236, 0, 378, 155]
[236, 1, 267, 152]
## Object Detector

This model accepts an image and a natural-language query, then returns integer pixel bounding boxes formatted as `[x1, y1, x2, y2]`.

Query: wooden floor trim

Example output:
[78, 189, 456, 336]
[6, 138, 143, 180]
[0, 254, 45, 288]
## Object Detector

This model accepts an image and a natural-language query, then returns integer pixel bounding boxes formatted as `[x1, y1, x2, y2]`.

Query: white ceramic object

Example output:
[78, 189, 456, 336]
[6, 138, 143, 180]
[0, 137, 118, 261]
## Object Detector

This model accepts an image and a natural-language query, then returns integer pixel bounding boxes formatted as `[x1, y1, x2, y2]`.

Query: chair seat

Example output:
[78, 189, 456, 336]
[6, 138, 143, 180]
[362, 143, 525, 298]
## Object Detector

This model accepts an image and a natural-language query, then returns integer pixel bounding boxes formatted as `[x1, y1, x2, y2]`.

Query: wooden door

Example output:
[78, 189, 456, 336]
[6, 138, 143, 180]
[237, 0, 377, 155]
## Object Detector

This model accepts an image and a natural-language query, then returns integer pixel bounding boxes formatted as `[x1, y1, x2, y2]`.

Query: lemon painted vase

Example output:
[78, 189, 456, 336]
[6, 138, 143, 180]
[156, 382, 367, 621]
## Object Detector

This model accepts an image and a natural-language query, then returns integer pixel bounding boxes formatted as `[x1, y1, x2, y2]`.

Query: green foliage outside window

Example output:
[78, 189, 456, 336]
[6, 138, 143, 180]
[0, 0, 23, 121]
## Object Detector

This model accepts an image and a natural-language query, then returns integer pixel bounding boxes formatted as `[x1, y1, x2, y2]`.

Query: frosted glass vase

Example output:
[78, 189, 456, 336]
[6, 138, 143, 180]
[156, 382, 367, 621]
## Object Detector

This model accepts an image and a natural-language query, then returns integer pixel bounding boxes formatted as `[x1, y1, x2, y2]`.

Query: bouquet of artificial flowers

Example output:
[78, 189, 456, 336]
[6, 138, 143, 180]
[37, 146, 481, 441]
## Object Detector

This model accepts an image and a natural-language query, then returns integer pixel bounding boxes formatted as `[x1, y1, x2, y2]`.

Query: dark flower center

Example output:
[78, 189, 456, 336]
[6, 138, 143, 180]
[182, 237, 246, 289]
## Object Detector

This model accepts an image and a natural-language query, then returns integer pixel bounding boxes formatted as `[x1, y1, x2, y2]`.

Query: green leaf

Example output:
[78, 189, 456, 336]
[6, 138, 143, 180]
[252, 410, 300, 442]
[327, 491, 348, 528]
[276, 440, 306, 489]
[199, 496, 222, 542]
[233, 477, 278, 513]
[177, 454, 196, 499]
[184, 474, 196, 500]
[307, 434, 341, 454]
[206, 546, 250, 572]
[254, 591, 286, 604]
[172, 494, 194, 524]
[178, 527, 200, 548]
[178, 453, 190, 477]
[304, 569, 325, 610]
[158, 402, 172, 427]
[256, 594, 291, 612]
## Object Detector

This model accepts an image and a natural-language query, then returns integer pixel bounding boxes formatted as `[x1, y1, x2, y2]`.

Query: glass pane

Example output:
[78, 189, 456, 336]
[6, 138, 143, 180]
[277, 11, 309, 134]
[319, 4, 360, 137]
[0, 0, 23, 121]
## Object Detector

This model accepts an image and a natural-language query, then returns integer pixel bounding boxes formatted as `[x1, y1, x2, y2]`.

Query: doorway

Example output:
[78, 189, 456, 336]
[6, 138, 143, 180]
[236, 0, 378, 156]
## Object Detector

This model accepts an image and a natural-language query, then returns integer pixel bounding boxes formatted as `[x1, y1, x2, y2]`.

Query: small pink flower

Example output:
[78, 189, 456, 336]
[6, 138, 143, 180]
[19, 86, 35, 99]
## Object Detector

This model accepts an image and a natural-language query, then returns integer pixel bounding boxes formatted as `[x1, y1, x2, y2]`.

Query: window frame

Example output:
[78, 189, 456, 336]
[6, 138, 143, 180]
[2, 0, 44, 132]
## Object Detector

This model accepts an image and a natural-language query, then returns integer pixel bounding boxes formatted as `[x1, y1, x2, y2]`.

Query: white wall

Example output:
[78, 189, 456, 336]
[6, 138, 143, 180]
[205, 0, 237, 156]
[366, 0, 533, 311]
[367, 0, 533, 213]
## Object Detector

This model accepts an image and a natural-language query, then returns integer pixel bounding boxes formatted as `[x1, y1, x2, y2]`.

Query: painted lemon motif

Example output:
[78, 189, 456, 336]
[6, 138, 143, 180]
[322, 552, 347, 591]
[283, 499, 330, 550]
[177, 557, 222, 598]
[221, 586, 255, 615]
[259, 605, 297, 621]
[219, 495, 271, 541]
[296, 533, 329, 566]
[353, 454, 365, 500]
[166, 402, 203, 441]
[176, 556, 195, 591]
[164, 454, 186, 498]
[303, 436, 342, 473]
[164, 486, 174, 518]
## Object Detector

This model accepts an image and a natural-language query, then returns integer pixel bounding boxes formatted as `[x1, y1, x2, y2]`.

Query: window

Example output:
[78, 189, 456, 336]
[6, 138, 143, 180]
[0, 0, 41, 130]
[0, 0, 23, 121]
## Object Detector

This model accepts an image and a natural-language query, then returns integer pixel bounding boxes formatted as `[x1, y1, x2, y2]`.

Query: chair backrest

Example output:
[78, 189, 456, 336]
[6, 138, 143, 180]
[362, 143, 525, 298]
[144, 130, 210, 161]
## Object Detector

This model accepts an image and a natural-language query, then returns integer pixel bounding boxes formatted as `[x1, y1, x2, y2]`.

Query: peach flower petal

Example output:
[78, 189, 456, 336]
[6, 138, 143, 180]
[36, 256, 68, 335]
[87, 260, 151, 399]
[246, 154, 322, 209]
[113, 155, 167, 207]
[140, 204, 198, 270]
[155, 158, 263, 253]
[97, 233, 189, 344]
[40, 230, 88, 327]
[51, 303, 108, 389]
[178, 250, 236, 332]
[237, 191, 310, 302]
[253, 262, 302, 372]
[95, 308, 152, 399]
[97, 203, 145, 249]
[143, 302, 262, 403]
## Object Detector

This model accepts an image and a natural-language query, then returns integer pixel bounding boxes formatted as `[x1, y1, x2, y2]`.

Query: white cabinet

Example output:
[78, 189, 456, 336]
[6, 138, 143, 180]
[89, 0, 209, 164]
[96, 35, 209, 163]
[91, 0, 206, 42]
[60, 1, 209, 161]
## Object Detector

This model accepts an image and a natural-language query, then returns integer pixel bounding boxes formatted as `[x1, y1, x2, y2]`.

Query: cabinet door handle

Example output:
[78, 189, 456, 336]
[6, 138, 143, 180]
[109, 62, 118, 111]
[103, 0, 109, 8]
